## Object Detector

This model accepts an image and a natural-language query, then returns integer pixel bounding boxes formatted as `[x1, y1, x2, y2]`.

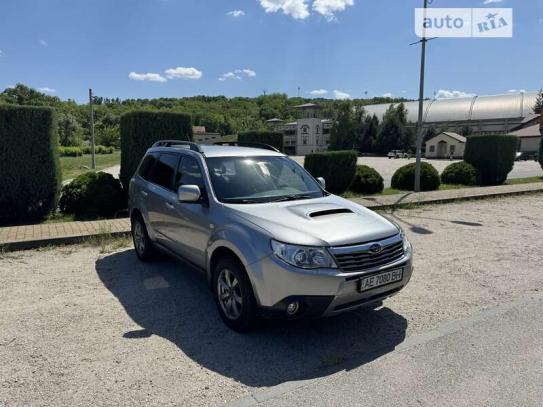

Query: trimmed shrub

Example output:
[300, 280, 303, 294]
[464, 135, 518, 185]
[120, 111, 192, 189]
[350, 165, 384, 194]
[441, 161, 480, 186]
[304, 150, 357, 194]
[80, 145, 115, 155]
[391, 162, 440, 191]
[238, 131, 284, 152]
[59, 146, 83, 157]
[0, 105, 60, 225]
[59, 172, 124, 218]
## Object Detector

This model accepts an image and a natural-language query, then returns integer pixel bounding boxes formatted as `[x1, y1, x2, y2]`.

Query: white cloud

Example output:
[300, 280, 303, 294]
[219, 72, 242, 81]
[309, 89, 328, 96]
[128, 72, 167, 82]
[258, 0, 310, 20]
[435, 89, 476, 99]
[0, 50, 4, 57]
[334, 90, 351, 99]
[235, 69, 256, 77]
[38, 87, 56, 93]
[39, 39, 48, 46]
[227, 10, 246, 17]
[383, 92, 393, 98]
[483, 0, 504, 4]
[401, 90, 407, 94]
[313, 0, 354, 21]
[165, 66, 203, 80]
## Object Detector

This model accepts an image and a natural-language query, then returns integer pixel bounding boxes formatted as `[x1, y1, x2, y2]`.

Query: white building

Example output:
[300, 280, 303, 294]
[192, 126, 221, 144]
[266, 103, 332, 155]
[425, 132, 466, 159]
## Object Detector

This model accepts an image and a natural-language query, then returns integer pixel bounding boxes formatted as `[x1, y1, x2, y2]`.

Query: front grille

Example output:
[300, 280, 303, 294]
[332, 238, 404, 272]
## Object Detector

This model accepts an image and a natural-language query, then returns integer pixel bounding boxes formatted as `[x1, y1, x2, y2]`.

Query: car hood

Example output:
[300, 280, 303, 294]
[224, 195, 398, 247]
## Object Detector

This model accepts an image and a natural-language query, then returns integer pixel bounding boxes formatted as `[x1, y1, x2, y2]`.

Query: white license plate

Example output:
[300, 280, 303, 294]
[357, 269, 403, 293]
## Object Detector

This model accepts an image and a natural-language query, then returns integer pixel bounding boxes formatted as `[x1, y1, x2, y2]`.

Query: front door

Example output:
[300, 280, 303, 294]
[437, 140, 448, 158]
[166, 155, 212, 269]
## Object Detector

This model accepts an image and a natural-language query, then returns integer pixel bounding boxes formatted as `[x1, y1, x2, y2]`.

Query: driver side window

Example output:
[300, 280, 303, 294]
[175, 156, 205, 190]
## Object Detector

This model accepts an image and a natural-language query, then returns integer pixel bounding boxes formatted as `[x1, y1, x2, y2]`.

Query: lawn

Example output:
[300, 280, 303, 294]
[60, 151, 121, 181]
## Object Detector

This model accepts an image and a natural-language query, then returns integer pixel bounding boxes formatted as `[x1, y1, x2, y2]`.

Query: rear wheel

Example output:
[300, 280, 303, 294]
[213, 257, 258, 332]
[131, 214, 155, 261]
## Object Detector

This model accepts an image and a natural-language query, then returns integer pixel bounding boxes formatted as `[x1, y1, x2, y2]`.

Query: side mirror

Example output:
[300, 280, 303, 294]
[317, 177, 326, 189]
[178, 185, 201, 203]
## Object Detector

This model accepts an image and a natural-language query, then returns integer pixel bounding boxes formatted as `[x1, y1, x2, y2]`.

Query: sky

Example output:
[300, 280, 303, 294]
[0, 0, 542, 103]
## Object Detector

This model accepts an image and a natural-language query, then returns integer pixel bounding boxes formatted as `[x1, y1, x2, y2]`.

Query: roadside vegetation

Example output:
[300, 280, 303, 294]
[60, 151, 120, 180]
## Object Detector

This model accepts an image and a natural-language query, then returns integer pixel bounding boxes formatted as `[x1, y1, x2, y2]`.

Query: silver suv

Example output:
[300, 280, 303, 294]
[129, 141, 413, 331]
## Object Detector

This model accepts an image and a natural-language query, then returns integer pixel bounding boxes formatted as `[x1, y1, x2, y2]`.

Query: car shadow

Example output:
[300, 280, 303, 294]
[95, 249, 408, 387]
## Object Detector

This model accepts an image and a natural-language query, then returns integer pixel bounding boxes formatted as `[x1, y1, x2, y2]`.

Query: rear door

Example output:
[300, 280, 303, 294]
[145, 152, 181, 247]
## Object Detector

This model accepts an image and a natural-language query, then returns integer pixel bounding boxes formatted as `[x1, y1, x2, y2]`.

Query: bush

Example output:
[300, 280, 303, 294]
[304, 150, 357, 194]
[349, 165, 384, 194]
[59, 146, 83, 157]
[59, 172, 124, 218]
[95, 145, 114, 154]
[441, 161, 480, 186]
[391, 162, 440, 191]
[464, 135, 518, 185]
[120, 111, 192, 190]
[539, 137, 543, 171]
[0, 105, 60, 225]
[238, 131, 283, 152]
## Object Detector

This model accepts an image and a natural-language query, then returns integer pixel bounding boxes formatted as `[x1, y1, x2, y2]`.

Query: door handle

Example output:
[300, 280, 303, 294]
[141, 190, 148, 197]
[165, 202, 174, 209]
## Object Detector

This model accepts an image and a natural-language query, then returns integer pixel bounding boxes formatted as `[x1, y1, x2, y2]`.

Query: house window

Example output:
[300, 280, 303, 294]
[429, 145, 435, 153]
[302, 135, 308, 145]
[316, 125, 320, 134]
[301, 125, 309, 135]
[450, 145, 456, 154]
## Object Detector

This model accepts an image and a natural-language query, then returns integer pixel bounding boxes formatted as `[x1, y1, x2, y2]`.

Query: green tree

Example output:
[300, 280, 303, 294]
[329, 101, 357, 150]
[358, 114, 379, 153]
[461, 126, 473, 137]
[58, 113, 83, 146]
[374, 104, 412, 154]
[96, 125, 120, 147]
[534, 88, 543, 114]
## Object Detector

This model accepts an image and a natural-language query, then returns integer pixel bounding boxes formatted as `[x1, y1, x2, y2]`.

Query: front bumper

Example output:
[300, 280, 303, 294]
[247, 248, 413, 318]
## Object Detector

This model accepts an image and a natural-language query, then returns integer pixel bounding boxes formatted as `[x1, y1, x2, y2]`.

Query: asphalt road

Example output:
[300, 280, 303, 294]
[233, 293, 543, 407]
[291, 156, 542, 187]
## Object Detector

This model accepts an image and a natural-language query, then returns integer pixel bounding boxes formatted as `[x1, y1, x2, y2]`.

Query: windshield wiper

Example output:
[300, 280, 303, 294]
[269, 194, 313, 203]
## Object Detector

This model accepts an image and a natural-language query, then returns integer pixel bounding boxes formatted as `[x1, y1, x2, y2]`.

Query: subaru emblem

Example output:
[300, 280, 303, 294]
[369, 243, 383, 254]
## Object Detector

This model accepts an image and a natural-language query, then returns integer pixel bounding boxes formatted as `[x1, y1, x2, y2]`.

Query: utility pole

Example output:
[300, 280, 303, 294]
[89, 88, 96, 170]
[413, 0, 429, 192]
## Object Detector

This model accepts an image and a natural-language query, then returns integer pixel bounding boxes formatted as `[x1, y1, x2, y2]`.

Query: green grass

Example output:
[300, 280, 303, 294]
[505, 176, 543, 185]
[60, 151, 120, 181]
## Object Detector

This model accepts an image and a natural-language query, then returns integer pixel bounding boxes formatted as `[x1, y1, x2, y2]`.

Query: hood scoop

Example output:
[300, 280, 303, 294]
[308, 208, 354, 218]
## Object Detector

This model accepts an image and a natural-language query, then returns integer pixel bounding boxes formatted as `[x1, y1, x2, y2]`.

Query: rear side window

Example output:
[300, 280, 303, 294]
[138, 154, 157, 181]
[149, 153, 179, 190]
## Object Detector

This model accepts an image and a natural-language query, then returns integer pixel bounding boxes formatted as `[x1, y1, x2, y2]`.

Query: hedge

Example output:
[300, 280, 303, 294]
[441, 161, 480, 186]
[59, 146, 83, 157]
[349, 165, 384, 194]
[539, 137, 543, 171]
[464, 135, 518, 185]
[238, 131, 283, 152]
[0, 105, 60, 225]
[120, 111, 193, 189]
[304, 150, 357, 194]
[391, 162, 440, 191]
[59, 171, 124, 218]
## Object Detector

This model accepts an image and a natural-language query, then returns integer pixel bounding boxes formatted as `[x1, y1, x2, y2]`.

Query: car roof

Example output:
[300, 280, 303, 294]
[149, 145, 286, 158]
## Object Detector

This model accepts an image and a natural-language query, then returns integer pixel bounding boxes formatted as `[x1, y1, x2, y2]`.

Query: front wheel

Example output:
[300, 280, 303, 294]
[213, 257, 258, 332]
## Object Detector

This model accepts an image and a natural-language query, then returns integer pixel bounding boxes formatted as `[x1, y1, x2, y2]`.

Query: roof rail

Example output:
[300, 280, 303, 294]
[151, 140, 203, 153]
[213, 141, 280, 152]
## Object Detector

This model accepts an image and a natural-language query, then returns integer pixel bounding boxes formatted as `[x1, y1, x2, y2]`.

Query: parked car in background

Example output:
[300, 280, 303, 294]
[515, 151, 538, 161]
[129, 141, 413, 331]
[388, 150, 410, 159]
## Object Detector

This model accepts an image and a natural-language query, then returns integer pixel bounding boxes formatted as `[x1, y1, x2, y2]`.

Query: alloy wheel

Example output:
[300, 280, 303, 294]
[217, 268, 243, 320]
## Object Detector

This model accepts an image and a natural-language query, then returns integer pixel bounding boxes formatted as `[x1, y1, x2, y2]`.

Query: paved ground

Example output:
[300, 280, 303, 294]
[1, 194, 542, 406]
[291, 156, 542, 187]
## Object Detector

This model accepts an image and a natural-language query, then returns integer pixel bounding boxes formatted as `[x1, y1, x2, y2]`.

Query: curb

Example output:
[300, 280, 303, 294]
[0, 230, 131, 252]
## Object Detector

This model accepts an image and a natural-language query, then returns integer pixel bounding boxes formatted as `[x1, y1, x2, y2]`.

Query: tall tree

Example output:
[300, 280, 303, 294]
[358, 114, 379, 153]
[534, 88, 543, 114]
[329, 101, 357, 150]
[374, 104, 412, 154]
[58, 113, 82, 146]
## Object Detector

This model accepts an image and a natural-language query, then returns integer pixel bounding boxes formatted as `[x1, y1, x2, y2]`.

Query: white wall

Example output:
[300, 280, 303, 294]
[425, 133, 465, 158]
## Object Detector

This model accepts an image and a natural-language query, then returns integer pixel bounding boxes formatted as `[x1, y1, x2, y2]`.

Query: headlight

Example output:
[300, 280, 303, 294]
[271, 240, 337, 269]
[391, 221, 411, 253]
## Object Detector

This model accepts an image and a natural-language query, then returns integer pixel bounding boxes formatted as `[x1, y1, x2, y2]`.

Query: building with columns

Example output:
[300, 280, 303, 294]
[266, 103, 332, 155]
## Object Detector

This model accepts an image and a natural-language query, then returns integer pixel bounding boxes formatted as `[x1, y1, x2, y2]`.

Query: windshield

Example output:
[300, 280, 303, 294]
[206, 156, 325, 204]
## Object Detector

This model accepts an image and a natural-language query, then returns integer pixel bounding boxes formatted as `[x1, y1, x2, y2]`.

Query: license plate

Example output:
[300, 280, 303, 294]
[357, 269, 403, 293]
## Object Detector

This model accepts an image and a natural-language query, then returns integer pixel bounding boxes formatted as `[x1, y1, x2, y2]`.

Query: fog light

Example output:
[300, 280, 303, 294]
[286, 301, 299, 315]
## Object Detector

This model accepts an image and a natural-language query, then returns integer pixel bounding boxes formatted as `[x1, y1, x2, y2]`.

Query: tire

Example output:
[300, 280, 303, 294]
[213, 256, 258, 332]
[131, 214, 155, 262]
